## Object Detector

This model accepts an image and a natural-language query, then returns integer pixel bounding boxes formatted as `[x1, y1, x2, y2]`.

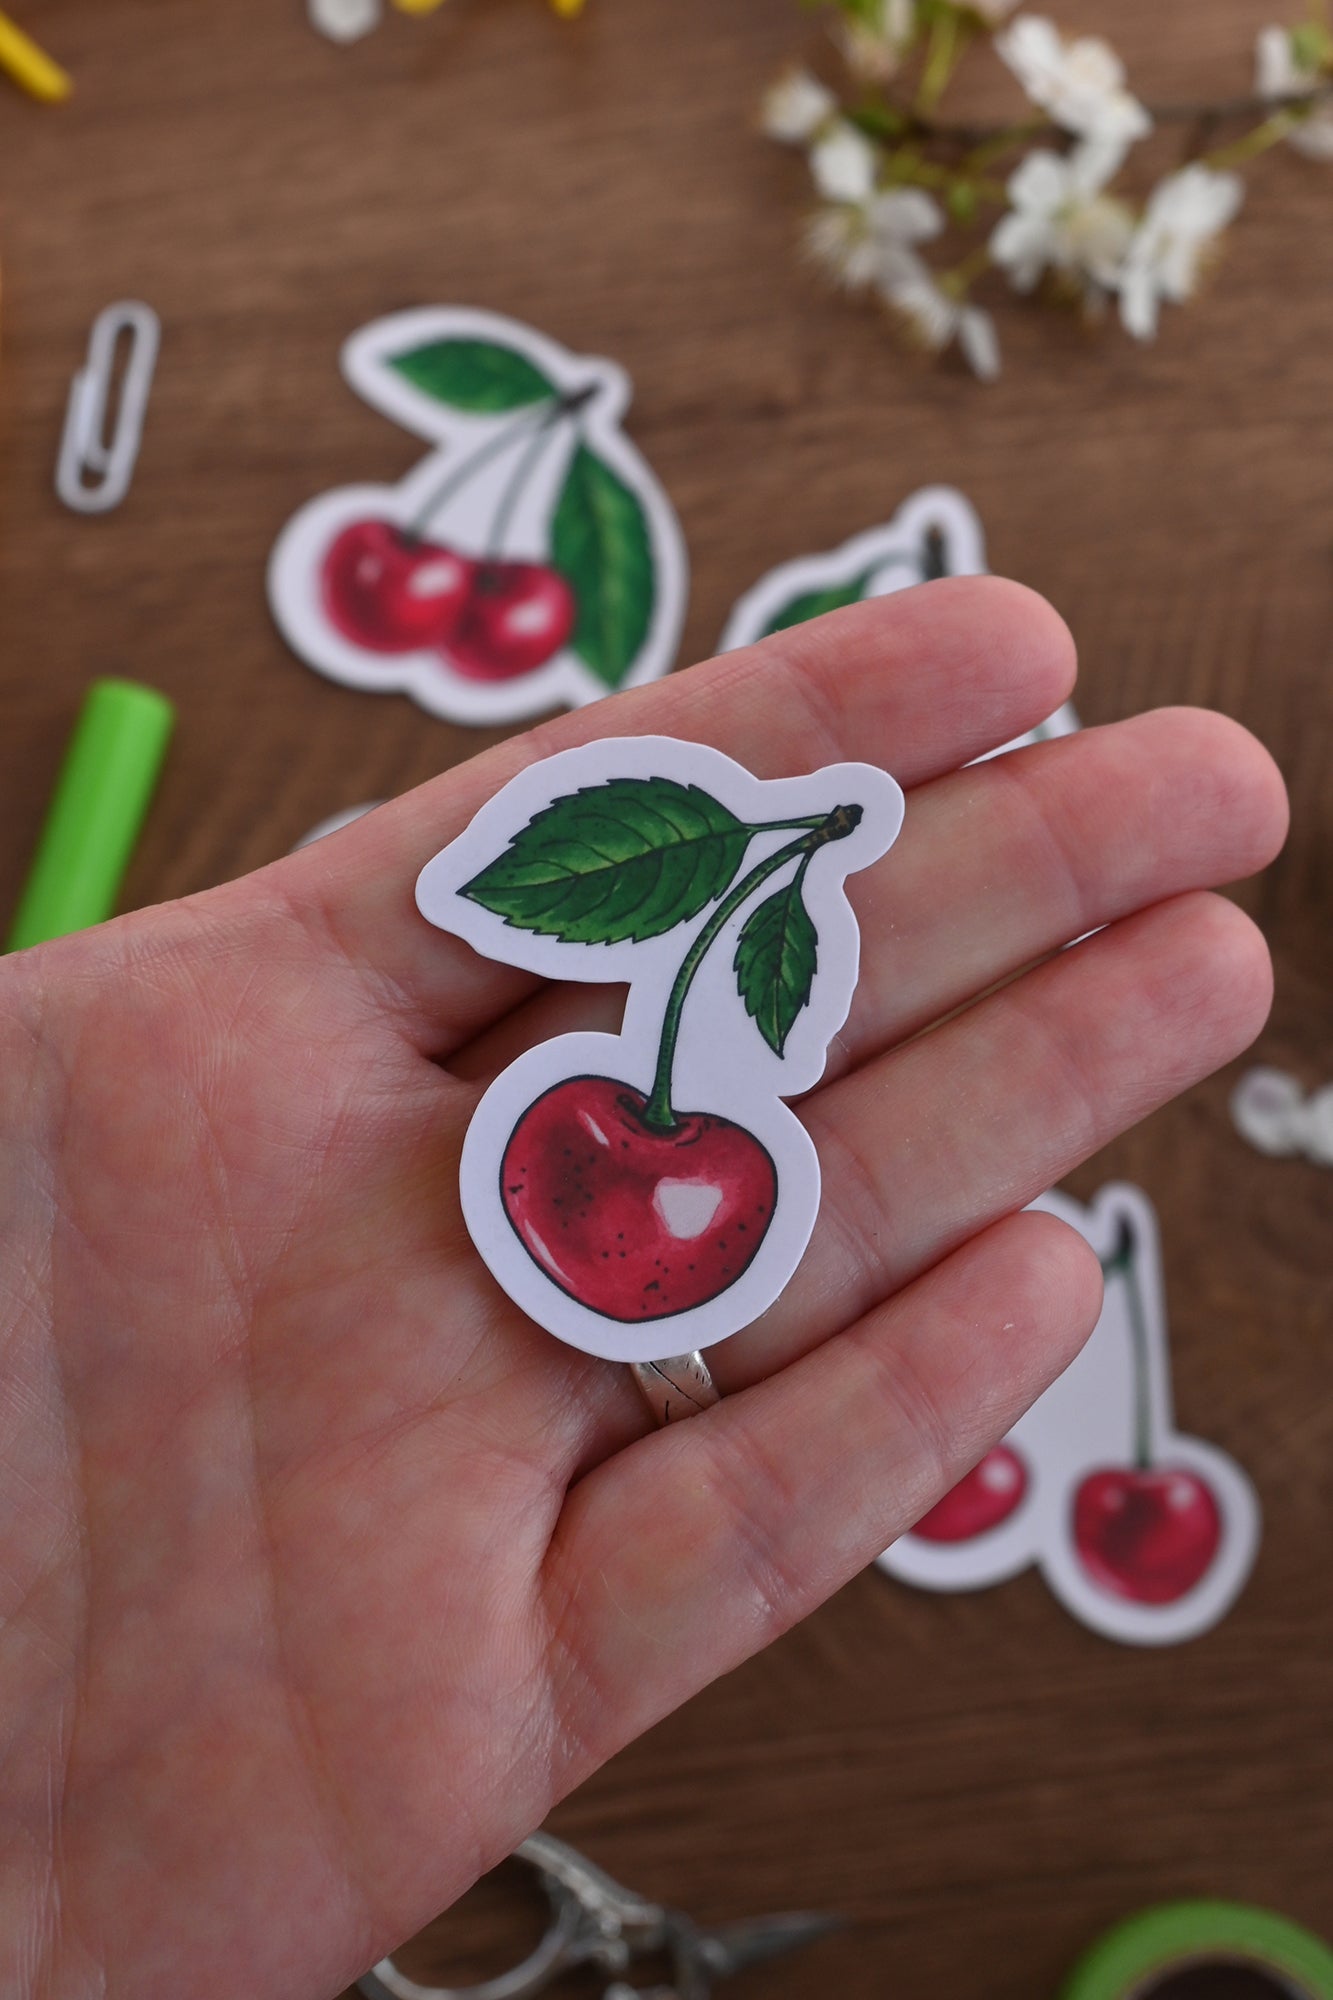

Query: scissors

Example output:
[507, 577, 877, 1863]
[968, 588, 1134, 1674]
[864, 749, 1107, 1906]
[356, 1829, 841, 2000]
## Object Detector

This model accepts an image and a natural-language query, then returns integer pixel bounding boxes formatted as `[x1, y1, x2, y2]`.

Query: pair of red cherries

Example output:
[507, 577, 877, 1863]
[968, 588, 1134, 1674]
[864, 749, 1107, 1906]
[503, 1072, 1223, 1609]
[912, 1441, 1222, 1607]
[323, 517, 576, 680]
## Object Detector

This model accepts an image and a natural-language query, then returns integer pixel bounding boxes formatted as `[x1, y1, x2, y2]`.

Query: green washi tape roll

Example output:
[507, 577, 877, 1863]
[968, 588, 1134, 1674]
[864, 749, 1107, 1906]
[1062, 1902, 1333, 2000]
[6, 678, 175, 952]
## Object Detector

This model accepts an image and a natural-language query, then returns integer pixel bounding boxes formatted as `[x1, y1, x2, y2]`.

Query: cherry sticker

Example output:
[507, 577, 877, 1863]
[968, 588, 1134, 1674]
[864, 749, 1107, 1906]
[268, 309, 688, 727]
[878, 1183, 1261, 1647]
[719, 484, 1078, 762]
[417, 736, 904, 1363]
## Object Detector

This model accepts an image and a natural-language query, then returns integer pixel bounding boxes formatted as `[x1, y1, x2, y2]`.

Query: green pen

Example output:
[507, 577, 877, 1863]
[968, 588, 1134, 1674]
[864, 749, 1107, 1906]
[6, 678, 175, 952]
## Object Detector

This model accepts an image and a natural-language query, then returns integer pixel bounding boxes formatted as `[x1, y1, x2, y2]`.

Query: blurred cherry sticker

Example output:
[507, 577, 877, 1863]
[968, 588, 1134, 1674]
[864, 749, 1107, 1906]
[719, 484, 1079, 761]
[268, 309, 688, 726]
[417, 736, 904, 1363]
[880, 1183, 1261, 1647]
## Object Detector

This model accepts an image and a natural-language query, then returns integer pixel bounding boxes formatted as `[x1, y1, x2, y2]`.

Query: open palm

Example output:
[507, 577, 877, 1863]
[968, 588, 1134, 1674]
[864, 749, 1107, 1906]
[0, 581, 1286, 2000]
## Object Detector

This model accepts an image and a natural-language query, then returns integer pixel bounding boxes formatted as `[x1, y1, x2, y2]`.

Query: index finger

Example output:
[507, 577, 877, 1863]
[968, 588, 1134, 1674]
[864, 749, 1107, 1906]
[273, 576, 1075, 1052]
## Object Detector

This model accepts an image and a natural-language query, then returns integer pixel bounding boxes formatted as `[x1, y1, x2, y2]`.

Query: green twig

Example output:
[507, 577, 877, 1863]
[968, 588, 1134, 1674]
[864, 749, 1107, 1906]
[939, 241, 993, 294]
[916, 7, 962, 115]
[1205, 106, 1308, 169]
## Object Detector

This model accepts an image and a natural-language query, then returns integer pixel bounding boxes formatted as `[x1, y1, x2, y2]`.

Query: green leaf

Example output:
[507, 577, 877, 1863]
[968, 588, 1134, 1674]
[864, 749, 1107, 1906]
[760, 569, 876, 638]
[946, 181, 978, 224]
[460, 777, 751, 944]
[550, 444, 655, 688]
[733, 874, 818, 1058]
[388, 339, 555, 412]
[1290, 20, 1329, 70]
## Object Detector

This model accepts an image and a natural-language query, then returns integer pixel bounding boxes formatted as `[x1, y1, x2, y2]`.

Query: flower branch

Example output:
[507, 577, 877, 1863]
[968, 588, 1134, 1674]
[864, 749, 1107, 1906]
[762, 1, 1333, 378]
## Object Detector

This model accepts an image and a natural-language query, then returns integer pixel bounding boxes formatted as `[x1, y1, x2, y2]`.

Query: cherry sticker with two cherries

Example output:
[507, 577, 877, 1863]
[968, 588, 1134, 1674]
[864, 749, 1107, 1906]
[880, 1183, 1261, 1647]
[269, 308, 688, 727]
[417, 736, 904, 1363]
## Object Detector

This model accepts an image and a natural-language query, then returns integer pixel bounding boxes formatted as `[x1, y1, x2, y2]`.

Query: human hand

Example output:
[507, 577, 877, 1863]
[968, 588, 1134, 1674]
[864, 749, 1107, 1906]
[0, 580, 1287, 2000]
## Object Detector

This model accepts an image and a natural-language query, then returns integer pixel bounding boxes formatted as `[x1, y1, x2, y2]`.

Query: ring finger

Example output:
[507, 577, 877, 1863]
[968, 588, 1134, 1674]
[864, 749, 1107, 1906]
[713, 889, 1272, 1391]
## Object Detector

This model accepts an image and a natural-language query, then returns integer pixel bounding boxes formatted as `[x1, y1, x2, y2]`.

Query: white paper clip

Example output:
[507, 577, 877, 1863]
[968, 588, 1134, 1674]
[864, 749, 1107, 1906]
[56, 301, 161, 515]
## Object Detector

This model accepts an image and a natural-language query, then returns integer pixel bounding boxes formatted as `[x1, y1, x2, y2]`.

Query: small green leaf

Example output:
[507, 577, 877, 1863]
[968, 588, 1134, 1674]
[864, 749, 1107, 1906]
[733, 874, 818, 1057]
[460, 777, 750, 944]
[551, 445, 655, 688]
[388, 339, 555, 412]
[760, 569, 876, 638]
[1290, 20, 1329, 70]
[947, 181, 978, 224]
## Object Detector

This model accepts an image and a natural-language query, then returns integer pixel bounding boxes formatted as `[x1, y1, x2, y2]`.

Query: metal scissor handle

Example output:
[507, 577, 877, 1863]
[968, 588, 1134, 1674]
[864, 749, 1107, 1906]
[357, 1831, 838, 2000]
[356, 1833, 676, 2000]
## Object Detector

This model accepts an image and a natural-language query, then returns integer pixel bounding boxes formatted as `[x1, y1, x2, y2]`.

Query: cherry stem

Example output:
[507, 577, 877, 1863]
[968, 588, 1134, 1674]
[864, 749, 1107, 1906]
[639, 803, 864, 1134]
[921, 525, 949, 580]
[1102, 1216, 1154, 1471]
[485, 415, 561, 560]
[404, 384, 597, 545]
[404, 406, 549, 543]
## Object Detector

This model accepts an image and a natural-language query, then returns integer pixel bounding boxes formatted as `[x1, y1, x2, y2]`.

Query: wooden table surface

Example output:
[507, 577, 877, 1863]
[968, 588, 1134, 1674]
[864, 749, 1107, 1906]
[2, 2, 1330, 1995]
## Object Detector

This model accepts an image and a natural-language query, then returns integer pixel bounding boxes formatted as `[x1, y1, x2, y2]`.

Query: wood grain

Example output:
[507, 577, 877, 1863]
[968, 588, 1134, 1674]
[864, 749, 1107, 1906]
[1, 2, 1330, 1994]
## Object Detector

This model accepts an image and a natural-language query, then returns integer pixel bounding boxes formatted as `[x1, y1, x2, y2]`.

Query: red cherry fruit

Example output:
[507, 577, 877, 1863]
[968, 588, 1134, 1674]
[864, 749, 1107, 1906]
[1072, 1466, 1222, 1605]
[500, 1076, 777, 1322]
[323, 519, 473, 654]
[448, 560, 577, 681]
[910, 1444, 1029, 1543]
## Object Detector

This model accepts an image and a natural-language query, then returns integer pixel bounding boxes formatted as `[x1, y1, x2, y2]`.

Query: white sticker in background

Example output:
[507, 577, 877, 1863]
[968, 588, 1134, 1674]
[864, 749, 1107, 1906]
[268, 308, 688, 727]
[718, 485, 1078, 759]
[416, 736, 904, 1364]
[878, 1184, 1261, 1647]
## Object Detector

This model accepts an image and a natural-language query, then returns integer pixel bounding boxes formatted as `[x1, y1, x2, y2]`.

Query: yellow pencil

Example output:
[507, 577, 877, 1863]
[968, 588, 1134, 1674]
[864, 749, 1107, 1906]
[0, 9, 71, 102]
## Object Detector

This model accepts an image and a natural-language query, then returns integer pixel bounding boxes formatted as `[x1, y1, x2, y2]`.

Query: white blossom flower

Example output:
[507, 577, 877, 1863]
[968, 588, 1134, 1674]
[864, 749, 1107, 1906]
[806, 187, 944, 291]
[989, 140, 1134, 297]
[884, 270, 1002, 380]
[1231, 1067, 1333, 1165]
[867, 186, 945, 245]
[761, 66, 838, 146]
[809, 119, 880, 204]
[309, 0, 380, 41]
[997, 16, 1152, 144]
[831, 0, 918, 84]
[1255, 24, 1333, 160]
[1230, 1067, 1307, 1157]
[1118, 163, 1243, 339]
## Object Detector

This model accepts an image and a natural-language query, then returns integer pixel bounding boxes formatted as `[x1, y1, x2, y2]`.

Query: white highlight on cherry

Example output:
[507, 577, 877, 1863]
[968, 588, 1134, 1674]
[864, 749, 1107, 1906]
[981, 1455, 1022, 1495]
[653, 1179, 725, 1241]
[408, 561, 464, 599]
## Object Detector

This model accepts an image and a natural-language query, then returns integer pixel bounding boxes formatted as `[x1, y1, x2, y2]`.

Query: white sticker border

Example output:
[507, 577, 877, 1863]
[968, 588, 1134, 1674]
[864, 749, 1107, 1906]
[267, 307, 689, 727]
[417, 735, 905, 1363]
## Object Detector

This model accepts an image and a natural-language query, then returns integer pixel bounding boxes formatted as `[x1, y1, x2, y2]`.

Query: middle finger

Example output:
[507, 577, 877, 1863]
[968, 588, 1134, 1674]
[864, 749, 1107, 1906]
[452, 705, 1285, 1086]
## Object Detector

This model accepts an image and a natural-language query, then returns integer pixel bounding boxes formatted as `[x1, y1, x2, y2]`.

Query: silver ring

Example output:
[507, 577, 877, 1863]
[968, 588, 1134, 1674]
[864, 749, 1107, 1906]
[630, 1351, 720, 1426]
